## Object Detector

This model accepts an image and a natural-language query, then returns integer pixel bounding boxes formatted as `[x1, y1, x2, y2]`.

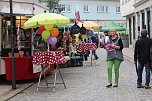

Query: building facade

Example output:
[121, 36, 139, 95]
[120, 0, 152, 47]
[59, 0, 126, 27]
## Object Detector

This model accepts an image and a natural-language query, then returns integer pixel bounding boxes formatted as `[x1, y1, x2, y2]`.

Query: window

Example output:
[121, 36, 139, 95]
[67, 5, 71, 12]
[122, 0, 130, 5]
[97, 5, 100, 12]
[105, 6, 108, 12]
[97, 5, 108, 13]
[61, 5, 66, 12]
[101, 6, 104, 12]
[83, 4, 89, 12]
[122, 0, 124, 5]
[116, 6, 120, 13]
[97, 5, 104, 12]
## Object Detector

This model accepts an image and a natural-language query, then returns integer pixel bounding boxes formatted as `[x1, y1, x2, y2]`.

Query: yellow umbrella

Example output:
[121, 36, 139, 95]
[24, 13, 70, 29]
[78, 21, 101, 30]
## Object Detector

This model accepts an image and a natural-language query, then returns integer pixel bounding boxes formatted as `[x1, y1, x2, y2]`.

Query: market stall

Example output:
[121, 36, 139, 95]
[0, 14, 46, 80]
[23, 13, 70, 91]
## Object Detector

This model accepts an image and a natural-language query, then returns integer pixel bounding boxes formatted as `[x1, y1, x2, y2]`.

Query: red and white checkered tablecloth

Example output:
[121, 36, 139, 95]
[78, 43, 97, 51]
[32, 51, 65, 65]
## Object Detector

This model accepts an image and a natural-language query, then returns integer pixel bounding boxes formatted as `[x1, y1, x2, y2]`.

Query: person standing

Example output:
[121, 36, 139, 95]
[91, 34, 99, 60]
[134, 29, 152, 89]
[103, 28, 124, 88]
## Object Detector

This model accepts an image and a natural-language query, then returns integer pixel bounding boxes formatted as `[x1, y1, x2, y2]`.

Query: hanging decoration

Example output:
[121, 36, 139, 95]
[63, 30, 70, 50]
[80, 24, 86, 34]
[50, 28, 59, 36]
[88, 30, 94, 36]
[81, 34, 87, 39]
[44, 24, 53, 30]
[42, 30, 50, 40]
[36, 24, 60, 47]
[48, 36, 57, 45]
[17, 25, 21, 51]
[37, 26, 45, 35]
[17, 25, 24, 57]
[70, 21, 80, 35]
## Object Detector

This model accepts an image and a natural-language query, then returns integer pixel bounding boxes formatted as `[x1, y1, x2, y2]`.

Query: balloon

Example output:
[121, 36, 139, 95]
[44, 39, 48, 42]
[37, 26, 45, 35]
[82, 34, 87, 39]
[50, 28, 59, 36]
[70, 37, 72, 43]
[75, 34, 79, 43]
[48, 36, 57, 45]
[42, 30, 50, 40]
[88, 30, 94, 36]
[44, 24, 53, 30]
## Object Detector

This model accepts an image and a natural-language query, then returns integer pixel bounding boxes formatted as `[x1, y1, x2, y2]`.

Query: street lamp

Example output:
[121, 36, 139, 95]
[10, 0, 16, 89]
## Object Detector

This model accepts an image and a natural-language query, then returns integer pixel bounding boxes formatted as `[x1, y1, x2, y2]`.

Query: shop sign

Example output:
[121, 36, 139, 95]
[33, 64, 42, 73]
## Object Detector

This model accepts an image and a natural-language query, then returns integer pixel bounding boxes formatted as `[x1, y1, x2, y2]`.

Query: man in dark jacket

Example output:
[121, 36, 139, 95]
[134, 29, 152, 89]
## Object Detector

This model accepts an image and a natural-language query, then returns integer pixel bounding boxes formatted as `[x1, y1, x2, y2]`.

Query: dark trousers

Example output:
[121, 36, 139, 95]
[137, 63, 151, 86]
[92, 50, 98, 59]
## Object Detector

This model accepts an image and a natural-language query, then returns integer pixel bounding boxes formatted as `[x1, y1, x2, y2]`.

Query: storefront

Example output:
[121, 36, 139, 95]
[0, 0, 50, 80]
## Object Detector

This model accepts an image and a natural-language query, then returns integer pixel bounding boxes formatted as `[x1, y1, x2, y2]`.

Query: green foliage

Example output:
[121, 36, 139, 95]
[47, 0, 59, 10]
[119, 31, 128, 36]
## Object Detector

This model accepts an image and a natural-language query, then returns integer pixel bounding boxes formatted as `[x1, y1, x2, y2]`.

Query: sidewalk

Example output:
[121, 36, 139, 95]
[123, 47, 134, 63]
[0, 47, 135, 101]
[0, 82, 34, 101]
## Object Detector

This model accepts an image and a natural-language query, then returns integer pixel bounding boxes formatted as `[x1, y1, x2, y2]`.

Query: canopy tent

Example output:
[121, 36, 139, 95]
[78, 21, 101, 30]
[100, 22, 126, 32]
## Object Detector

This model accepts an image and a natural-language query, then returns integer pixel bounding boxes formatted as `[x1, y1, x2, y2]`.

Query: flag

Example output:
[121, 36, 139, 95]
[75, 10, 80, 21]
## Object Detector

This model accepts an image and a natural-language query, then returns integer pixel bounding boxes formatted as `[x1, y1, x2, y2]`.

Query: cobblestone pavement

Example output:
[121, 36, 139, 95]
[8, 48, 152, 101]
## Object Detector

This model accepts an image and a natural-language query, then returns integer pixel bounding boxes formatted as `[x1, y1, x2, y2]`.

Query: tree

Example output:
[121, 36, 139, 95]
[47, 0, 59, 10]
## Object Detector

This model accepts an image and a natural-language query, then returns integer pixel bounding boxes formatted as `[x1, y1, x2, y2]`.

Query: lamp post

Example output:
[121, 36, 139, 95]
[10, 0, 16, 89]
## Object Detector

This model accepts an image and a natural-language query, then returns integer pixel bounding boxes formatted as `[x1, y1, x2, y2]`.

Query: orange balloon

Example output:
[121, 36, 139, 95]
[50, 28, 59, 37]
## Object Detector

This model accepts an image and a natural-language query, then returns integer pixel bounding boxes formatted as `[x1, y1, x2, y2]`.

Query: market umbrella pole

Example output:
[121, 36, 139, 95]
[10, 0, 16, 89]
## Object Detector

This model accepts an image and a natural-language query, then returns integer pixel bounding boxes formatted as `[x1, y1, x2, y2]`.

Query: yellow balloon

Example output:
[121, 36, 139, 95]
[82, 34, 87, 39]
[44, 24, 53, 30]
[75, 34, 79, 44]
[44, 39, 48, 42]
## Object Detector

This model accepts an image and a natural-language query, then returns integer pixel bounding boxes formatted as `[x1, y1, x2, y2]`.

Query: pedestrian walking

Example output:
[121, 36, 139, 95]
[102, 28, 124, 88]
[134, 29, 152, 89]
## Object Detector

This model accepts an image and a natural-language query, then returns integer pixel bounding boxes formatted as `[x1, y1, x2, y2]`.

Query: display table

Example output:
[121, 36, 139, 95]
[4, 57, 54, 80]
[32, 51, 66, 92]
[5, 57, 38, 80]
[78, 43, 97, 51]
[77, 43, 97, 66]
